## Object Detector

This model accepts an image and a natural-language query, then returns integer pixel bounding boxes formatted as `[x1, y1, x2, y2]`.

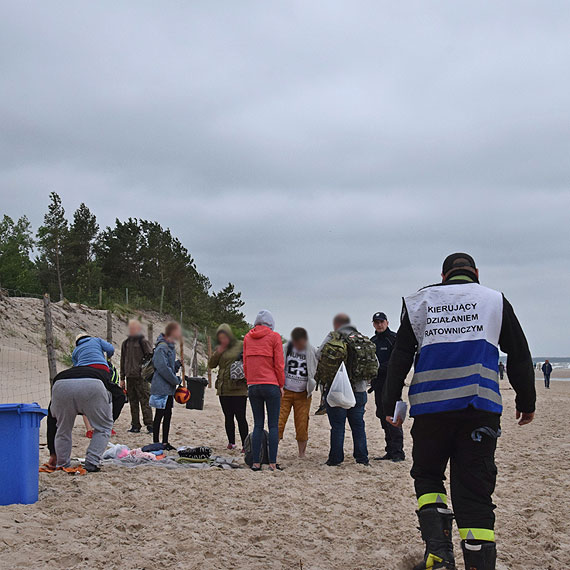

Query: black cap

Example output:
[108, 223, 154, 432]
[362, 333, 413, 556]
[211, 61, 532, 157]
[372, 312, 388, 322]
[442, 253, 477, 279]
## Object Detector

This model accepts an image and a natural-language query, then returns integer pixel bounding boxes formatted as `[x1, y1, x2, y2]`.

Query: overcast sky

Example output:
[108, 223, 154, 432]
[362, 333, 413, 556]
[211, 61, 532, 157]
[1, 2, 569, 355]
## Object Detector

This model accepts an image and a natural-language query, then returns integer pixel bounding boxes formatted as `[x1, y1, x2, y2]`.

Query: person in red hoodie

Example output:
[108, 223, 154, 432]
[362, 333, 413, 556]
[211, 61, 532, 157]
[243, 309, 285, 471]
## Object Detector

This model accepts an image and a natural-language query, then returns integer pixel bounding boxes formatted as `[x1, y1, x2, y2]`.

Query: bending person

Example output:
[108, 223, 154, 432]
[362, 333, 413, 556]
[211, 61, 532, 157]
[50, 366, 114, 473]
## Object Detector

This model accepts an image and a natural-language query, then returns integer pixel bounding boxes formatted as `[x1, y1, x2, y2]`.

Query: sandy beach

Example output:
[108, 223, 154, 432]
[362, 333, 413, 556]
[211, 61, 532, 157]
[0, 375, 568, 569]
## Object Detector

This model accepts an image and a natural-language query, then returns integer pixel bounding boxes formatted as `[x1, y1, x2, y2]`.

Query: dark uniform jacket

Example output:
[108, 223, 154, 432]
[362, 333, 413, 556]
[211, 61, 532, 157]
[370, 327, 397, 390]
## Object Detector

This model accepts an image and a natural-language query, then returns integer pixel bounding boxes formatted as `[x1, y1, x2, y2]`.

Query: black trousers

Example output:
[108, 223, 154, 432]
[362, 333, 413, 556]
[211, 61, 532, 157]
[219, 395, 249, 446]
[153, 396, 174, 444]
[373, 378, 405, 459]
[411, 407, 500, 533]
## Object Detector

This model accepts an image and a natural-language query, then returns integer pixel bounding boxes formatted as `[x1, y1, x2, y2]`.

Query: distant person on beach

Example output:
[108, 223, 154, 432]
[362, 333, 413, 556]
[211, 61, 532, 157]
[209, 323, 249, 450]
[542, 360, 552, 389]
[72, 333, 115, 376]
[120, 320, 154, 434]
[150, 322, 182, 451]
[383, 253, 536, 570]
[498, 361, 505, 380]
[369, 311, 404, 462]
[278, 327, 318, 458]
[243, 310, 285, 471]
[316, 313, 378, 467]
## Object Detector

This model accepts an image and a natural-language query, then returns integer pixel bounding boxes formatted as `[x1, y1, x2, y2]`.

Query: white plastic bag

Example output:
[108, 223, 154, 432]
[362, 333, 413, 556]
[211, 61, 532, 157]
[103, 442, 130, 460]
[326, 362, 356, 409]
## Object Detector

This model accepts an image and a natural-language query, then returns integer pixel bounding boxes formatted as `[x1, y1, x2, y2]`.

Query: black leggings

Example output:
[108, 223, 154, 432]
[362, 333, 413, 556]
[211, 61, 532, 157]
[219, 396, 249, 446]
[153, 396, 174, 444]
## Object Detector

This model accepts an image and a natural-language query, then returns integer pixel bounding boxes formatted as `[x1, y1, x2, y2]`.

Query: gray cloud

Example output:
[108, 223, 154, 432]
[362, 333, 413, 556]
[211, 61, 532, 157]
[1, 1, 569, 353]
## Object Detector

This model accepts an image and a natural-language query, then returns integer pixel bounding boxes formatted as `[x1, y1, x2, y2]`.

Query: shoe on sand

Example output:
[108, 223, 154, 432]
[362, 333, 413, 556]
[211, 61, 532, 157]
[84, 462, 101, 473]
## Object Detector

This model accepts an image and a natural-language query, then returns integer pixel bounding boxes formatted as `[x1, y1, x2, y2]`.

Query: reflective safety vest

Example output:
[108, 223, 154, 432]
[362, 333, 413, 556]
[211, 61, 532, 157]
[405, 282, 503, 416]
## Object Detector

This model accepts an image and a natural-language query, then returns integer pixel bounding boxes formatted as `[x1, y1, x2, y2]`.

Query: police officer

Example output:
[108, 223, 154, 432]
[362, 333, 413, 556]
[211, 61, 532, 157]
[369, 312, 404, 462]
[383, 253, 536, 570]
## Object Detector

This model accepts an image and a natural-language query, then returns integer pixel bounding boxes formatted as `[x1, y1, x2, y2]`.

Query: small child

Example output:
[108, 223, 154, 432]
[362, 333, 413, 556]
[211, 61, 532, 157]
[150, 322, 182, 451]
[72, 333, 115, 374]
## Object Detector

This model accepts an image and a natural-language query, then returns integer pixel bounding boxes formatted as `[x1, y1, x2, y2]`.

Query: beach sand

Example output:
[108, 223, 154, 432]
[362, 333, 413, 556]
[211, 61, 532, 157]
[0, 376, 568, 569]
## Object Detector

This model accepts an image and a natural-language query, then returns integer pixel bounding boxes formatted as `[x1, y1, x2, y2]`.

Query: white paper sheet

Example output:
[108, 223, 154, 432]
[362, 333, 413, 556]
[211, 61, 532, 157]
[393, 400, 407, 423]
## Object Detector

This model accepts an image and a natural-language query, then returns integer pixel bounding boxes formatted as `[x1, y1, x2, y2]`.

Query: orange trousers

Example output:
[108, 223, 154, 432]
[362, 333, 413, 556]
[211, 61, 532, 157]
[278, 389, 311, 441]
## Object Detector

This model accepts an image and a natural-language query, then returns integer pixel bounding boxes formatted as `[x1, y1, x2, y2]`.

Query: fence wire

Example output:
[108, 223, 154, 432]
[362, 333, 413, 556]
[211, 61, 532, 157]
[0, 292, 209, 409]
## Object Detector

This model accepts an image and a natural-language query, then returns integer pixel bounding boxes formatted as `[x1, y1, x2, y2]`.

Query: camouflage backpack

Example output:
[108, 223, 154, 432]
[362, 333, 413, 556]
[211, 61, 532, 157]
[315, 333, 347, 389]
[341, 330, 378, 385]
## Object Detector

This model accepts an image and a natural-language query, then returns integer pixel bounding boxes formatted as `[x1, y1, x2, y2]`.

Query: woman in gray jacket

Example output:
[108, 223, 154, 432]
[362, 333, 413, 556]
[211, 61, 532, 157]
[150, 322, 182, 450]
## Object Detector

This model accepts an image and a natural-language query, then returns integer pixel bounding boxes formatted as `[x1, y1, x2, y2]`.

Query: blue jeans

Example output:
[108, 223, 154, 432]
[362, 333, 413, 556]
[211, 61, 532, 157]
[248, 384, 281, 464]
[326, 391, 369, 465]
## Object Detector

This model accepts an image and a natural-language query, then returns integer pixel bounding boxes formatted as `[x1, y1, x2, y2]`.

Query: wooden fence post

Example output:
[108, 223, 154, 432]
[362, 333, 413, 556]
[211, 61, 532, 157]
[98, 286, 102, 307]
[106, 310, 113, 343]
[125, 288, 129, 306]
[147, 322, 154, 344]
[207, 331, 212, 388]
[159, 285, 165, 315]
[43, 294, 58, 388]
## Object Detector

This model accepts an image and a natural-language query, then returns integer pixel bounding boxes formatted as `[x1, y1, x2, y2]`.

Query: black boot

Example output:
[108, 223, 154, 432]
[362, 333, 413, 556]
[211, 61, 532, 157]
[412, 507, 456, 570]
[461, 541, 496, 570]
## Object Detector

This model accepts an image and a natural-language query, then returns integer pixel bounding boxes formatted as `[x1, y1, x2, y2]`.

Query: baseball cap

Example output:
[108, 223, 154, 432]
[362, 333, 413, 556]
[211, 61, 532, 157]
[372, 312, 387, 322]
[442, 253, 477, 278]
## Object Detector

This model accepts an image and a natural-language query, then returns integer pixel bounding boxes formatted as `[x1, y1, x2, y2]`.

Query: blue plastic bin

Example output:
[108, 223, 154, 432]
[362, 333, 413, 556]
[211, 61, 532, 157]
[0, 403, 47, 506]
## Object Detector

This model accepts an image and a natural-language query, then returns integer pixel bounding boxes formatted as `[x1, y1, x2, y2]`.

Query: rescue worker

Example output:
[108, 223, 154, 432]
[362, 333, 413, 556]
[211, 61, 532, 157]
[369, 311, 404, 461]
[383, 253, 536, 570]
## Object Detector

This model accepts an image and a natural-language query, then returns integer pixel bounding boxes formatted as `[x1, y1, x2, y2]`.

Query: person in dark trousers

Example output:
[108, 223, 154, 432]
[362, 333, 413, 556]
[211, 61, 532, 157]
[541, 360, 552, 388]
[498, 361, 505, 380]
[383, 253, 536, 570]
[369, 311, 404, 462]
[120, 319, 154, 434]
[209, 323, 249, 450]
[317, 314, 375, 467]
[150, 322, 182, 451]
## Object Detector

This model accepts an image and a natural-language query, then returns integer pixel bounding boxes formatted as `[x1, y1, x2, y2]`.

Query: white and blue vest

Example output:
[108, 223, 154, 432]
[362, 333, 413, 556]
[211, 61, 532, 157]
[405, 283, 503, 416]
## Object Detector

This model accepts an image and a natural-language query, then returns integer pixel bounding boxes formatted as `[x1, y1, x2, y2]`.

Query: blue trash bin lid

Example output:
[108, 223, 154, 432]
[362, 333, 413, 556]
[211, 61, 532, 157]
[0, 403, 48, 415]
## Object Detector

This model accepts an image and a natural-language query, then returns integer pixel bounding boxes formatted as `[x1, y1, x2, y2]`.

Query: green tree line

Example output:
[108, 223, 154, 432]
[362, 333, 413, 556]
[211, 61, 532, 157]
[0, 192, 248, 334]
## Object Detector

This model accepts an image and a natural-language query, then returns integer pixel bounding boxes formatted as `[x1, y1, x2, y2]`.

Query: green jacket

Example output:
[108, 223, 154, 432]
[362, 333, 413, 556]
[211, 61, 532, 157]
[208, 324, 247, 397]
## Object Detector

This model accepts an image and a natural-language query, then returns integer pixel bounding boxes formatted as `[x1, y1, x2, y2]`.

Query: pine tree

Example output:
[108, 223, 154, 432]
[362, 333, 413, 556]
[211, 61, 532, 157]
[0, 215, 38, 292]
[67, 203, 99, 300]
[37, 192, 68, 301]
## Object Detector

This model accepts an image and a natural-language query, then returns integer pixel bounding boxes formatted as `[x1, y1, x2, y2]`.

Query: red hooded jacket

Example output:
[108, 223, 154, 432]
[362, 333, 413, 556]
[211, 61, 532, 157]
[243, 325, 285, 387]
